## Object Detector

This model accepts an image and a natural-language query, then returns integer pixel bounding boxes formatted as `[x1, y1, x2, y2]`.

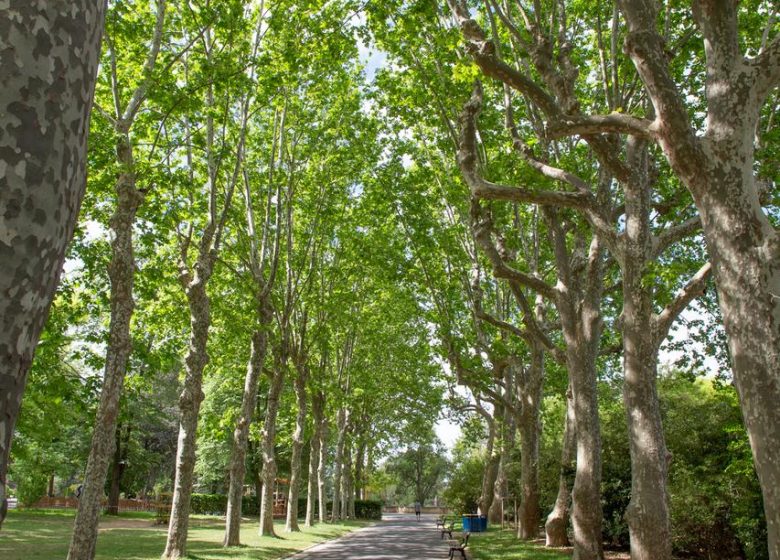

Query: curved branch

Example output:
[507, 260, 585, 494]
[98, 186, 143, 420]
[458, 82, 592, 212]
[651, 215, 702, 259]
[751, 34, 780, 105]
[653, 261, 713, 348]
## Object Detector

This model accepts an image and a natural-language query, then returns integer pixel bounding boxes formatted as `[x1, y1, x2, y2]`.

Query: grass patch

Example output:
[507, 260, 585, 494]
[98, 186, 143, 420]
[0, 509, 369, 560]
[468, 528, 571, 560]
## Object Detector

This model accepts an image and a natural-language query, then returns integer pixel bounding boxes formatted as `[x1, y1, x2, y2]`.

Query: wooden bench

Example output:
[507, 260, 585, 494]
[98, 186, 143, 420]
[435, 515, 446, 529]
[440, 520, 455, 539]
[449, 532, 470, 559]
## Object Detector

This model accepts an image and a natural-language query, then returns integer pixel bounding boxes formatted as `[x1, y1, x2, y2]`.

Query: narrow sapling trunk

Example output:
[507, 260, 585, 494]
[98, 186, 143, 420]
[107, 423, 131, 516]
[0, 1, 105, 528]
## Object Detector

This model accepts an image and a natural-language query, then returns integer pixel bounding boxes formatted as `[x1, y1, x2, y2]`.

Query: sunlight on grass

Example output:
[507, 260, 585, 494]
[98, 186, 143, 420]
[0, 510, 370, 560]
[468, 528, 571, 560]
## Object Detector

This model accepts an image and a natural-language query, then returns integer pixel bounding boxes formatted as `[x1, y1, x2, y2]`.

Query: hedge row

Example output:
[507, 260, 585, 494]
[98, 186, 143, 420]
[186, 494, 382, 520]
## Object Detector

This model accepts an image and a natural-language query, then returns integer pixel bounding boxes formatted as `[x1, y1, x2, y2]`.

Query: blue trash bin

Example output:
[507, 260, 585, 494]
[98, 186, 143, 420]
[462, 514, 486, 532]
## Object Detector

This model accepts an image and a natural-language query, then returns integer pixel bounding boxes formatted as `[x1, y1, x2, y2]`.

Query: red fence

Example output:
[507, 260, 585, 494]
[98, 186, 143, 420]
[33, 496, 158, 512]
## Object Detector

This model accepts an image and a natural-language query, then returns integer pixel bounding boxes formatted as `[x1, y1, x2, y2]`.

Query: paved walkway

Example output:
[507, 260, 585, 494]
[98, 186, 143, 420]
[286, 513, 457, 559]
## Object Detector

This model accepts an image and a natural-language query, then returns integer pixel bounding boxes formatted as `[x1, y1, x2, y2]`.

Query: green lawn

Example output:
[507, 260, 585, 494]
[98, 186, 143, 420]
[0, 509, 370, 560]
[468, 527, 571, 560]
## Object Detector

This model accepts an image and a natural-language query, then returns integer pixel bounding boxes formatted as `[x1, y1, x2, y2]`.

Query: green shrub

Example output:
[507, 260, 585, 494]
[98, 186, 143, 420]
[185, 494, 380, 520]
[354, 500, 382, 520]
[16, 470, 49, 507]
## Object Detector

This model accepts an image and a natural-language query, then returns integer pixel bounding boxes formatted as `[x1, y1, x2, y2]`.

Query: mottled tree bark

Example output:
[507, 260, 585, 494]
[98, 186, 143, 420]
[546, 386, 575, 547]
[556, 260, 604, 560]
[317, 414, 329, 523]
[620, 136, 671, 560]
[478, 416, 500, 515]
[518, 340, 544, 540]
[285, 361, 308, 532]
[224, 321, 270, 546]
[330, 407, 347, 522]
[0, 1, 105, 528]
[342, 438, 354, 520]
[164, 31, 243, 554]
[488, 398, 510, 524]
[163, 272, 214, 559]
[259, 354, 286, 537]
[353, 439, 366, 500]
[617, 4, 780, 556]
[67, 1, 167, 542]
[67, 164, 143, 559]
[305, 391, 325, 526]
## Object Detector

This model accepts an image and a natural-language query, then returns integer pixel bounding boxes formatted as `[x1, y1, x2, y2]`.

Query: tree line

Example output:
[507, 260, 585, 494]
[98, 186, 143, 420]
[0, 2, 778, 560]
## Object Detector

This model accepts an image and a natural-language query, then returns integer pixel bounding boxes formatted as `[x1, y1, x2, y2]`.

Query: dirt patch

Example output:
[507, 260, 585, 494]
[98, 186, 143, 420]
[98, 517, 158, 530]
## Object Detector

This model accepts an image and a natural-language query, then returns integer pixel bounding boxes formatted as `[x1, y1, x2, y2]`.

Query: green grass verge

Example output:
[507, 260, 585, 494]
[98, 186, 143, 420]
[468, 527, 571, 560]
[0, 509, 370, 560]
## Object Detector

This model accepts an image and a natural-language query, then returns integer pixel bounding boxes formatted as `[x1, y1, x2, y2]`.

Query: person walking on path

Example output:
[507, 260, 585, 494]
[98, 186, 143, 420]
[414, 501, 421, 521]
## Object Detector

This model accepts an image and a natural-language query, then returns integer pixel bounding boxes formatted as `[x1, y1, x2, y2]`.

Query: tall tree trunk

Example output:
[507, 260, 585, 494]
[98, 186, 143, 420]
[546, 385, 575, 547]
[305, 391, 325, 527]
[549, 225, 605, 560]
[224, 316, 270, 546]
[163, 269, 214, 559]
[285, 362, 308, 532]
[478, 417, 500, 515]
[330, 407, 347, 522]
[490, 402, 513, 524]
[564, 329, 603, 560]
[354, 439, 366, 501]
[317, 415, 328, 523]
[48, 474, 55, 498]
[701, 187, 780, 560]
[342, 439, 353, 520]
[0, 1, 105, 529]
[692, 142, 780, 560]
[67, 138, 144, 559]
[259, 355, 286, 536]
[107, 423, 130, 516]
[518, 341, 544, 540]
[618, 6, 780, 556]
[621, 136, 672, 560]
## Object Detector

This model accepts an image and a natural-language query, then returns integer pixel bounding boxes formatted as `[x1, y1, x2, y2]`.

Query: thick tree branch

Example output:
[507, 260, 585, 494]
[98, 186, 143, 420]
[751, 34, 780, 104]
[471, 211, 558, 301]
[547, 113, 656, 140]
[618, 0, 707, 187]
[653, 261, 713, 347]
